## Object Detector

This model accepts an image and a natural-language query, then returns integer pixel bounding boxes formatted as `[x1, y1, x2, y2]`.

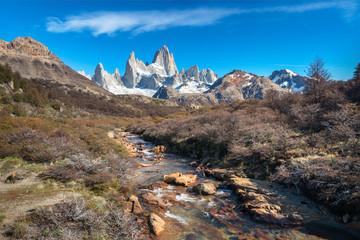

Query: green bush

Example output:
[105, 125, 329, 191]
[0, 64, 13, 84]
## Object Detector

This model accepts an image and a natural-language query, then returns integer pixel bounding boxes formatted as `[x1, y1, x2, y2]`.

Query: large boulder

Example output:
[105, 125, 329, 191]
[149, 213, 165, 236]
[141, 192, 167, 209]
[193, 182, 217, 195]
[163, 172, 197, 187]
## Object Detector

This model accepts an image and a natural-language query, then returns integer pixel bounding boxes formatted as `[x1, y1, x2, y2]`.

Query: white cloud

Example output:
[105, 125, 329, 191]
[47, 8, 239, 36]
[46, 1, 359, 36]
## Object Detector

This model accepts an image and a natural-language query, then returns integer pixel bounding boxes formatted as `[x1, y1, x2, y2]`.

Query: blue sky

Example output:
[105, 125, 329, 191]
[0, 0, 359, 80]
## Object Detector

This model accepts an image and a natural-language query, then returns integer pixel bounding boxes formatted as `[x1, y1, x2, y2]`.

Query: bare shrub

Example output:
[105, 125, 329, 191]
[272, 157, 360, 215]
[25, 198, 140, 240]
[1, 127, 73, 163]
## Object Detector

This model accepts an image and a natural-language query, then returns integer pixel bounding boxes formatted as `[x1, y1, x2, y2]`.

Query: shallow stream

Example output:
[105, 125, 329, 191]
[124, 133, 357, 240]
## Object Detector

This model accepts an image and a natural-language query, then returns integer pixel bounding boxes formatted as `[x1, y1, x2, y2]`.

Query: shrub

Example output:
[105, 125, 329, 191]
[24, 198, 140, 240]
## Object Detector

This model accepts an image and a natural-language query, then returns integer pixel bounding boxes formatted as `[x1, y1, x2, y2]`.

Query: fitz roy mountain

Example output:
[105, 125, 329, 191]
[87, 46, 219, 97]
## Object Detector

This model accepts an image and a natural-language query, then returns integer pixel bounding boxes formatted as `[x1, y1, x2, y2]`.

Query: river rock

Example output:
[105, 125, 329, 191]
[139, 163, 153, 168]
[164, 172, 197, 187]
[151, 145, 166, 154]
[189, 161, 199, 167]
[204, 168, 239, 181]
[228, 177, 297, 226]
[289, 212, 304, 222]
[141, 192, 167, 209]
[193, 182, 217, 195]
[343, 213, 351, 223]
[140, 181, 168, 190]
[129, 195, 143, 215]
[149, 213, 165, 236]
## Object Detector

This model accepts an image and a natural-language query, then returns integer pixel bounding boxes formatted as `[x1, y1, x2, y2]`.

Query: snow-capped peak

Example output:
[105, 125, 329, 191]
[269, 69, 308, 93]
[284, 69, 298, 77]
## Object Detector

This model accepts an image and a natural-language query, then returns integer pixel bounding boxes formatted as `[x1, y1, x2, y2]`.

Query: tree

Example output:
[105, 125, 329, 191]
[305, 56, 331, 103]
[353, 63, 360, 81]
[305, 56, 331, 82]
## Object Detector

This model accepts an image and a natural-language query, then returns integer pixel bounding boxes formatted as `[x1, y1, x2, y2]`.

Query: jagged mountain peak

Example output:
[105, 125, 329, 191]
[92, 62, 123, 91]
[152, 45, 178, 75]
[96, 62, 104, 70]
[129, 51, 136, 62]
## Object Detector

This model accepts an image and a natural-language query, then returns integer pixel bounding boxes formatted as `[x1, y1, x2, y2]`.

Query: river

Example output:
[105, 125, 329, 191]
[121, 132, 359, 240]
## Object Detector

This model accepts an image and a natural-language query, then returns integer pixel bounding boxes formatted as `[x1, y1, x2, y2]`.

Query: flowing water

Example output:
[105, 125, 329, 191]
[124, 133, 358, 240]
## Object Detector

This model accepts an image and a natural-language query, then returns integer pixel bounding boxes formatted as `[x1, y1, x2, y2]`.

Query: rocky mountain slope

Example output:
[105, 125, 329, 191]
[207, 70, 288, 101]
[153, 70, 288, 106]
[0, 36, 110, 95]
[269, 69, 309, 93]
[90, 46, 218, 96]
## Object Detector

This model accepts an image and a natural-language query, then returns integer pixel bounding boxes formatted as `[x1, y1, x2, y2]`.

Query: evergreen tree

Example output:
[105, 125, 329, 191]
[353, 63, 360, 81]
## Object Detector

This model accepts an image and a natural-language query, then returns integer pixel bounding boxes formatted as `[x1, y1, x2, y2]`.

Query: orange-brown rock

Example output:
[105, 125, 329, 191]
[129, 195, 143, 215]
[164, 172, 197, 187]
[193, 182, 217, 195]
[139, 163, 154, 168]
[140, 182, 169, 191]
[141, 192, 167, 209]
[151, 145, 166, 154]
[149, 213, 165, 236]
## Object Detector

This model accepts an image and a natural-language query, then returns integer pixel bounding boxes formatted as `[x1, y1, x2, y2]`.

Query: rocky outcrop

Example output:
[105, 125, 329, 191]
[163, 172, 197, 187]
[149, 213, 165, 236]
[193, 182, 217, 195]
[0, 37, 59, 60]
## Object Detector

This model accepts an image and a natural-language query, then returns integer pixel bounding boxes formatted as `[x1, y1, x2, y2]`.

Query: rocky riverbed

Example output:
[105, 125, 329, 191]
[110, 130, 360, 240]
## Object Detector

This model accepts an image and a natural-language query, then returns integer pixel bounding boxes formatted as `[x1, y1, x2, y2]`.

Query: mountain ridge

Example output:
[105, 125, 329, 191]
[0, 36, 110, 96]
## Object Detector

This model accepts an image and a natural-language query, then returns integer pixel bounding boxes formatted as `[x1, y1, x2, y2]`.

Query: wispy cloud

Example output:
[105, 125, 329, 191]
[46, 0, 359, 36]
